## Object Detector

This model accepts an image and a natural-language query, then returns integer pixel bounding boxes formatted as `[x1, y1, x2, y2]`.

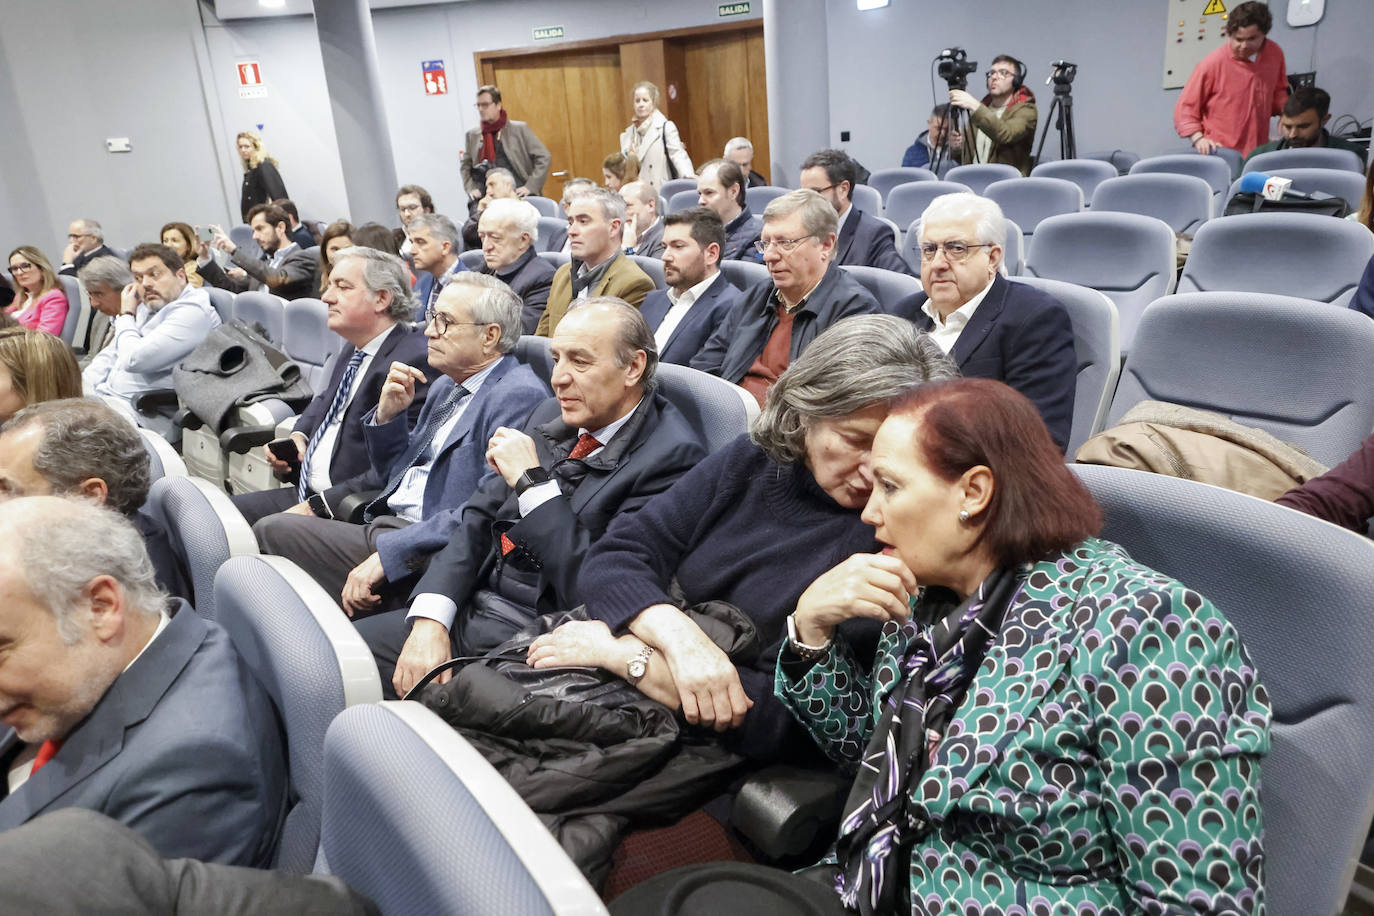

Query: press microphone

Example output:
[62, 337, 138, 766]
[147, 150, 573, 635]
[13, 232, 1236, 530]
[1237, 171, 1313, 201]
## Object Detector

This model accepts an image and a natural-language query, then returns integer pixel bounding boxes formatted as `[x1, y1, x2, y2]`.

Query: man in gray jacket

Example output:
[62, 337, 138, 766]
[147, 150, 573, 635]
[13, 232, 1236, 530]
[201, 203, 318, 300]
[461, 84, 552, 199]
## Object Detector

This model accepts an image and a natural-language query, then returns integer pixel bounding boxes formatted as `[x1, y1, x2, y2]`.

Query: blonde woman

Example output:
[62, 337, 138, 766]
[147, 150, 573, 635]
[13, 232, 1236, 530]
[0, 327, 83, 422]
[6, 247, 68, 337]
[619, 81, 693, 189]
[236, 130, 288, 222]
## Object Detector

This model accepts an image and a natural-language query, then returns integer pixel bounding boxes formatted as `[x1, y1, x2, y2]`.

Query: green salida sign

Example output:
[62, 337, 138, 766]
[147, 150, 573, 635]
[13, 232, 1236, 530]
[532, 25, 565, 41]
[718, 2, 750, 17]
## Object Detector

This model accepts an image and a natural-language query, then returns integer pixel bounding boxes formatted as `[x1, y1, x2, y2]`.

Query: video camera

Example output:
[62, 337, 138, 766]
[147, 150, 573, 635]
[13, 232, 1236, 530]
[936, 48, 977, 91]
[1049, 60, 1078, 87]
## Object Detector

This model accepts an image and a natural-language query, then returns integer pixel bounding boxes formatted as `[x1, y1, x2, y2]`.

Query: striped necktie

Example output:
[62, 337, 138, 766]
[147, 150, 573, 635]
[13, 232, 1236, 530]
[299, 350, 366, 499]
[365, 385, 471, 520]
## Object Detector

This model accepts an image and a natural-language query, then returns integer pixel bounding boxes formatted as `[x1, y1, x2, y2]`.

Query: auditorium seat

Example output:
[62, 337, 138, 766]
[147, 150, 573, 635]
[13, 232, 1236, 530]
[526, 196, 560, 218]
[628, 254, 666, 290]
[667, 189, 699, 215]
[1011, 277, 1119, 454]
[1243, 146, 1365, 174]
[653, 363, 758, 452]
[538, 251, 571, 270]
[884, 180, 972, 234]
[1082, 148, 1141, 175]
[659, 178, 698, 201]
[848, 184, 882, 215]
[1071, 464, 1374, 916]
[745, 186, 788, 213]
[1090, 173, 1213, 235]
[514, 334, 554, 385]
[458, 250, 486, 269]
[944, 163, 1021, 195]
[536, 217, 567, 252]
[1212, 145, 1243, 179]
[1024, 211, 1176, 353]
[139, 427, 188, 481]
[215, 555, 382, 873]
[1178, 212, 1374, 307]
[233, 291, 286, 344]
[206, 287, 235, 324]
[55, 273, 85, 346]
[228, 224, 263, 262]
[866, 167, 936, 202]
[1029, 158, 1119, 206]
[1225, 167, 1366, 210]
[1107, 291, 1374, 467]
[841, 264, 921, 314]
[1129, 153, 1233, 213]
[983, 177, 1084, 241]
[144, 475, 258, 621]
[320, 702, 609, 915]
[719, 259, 771, 291]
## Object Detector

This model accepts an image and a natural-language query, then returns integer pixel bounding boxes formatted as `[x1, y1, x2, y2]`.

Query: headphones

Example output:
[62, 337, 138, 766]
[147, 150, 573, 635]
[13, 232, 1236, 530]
[990, 56, 1027, 91]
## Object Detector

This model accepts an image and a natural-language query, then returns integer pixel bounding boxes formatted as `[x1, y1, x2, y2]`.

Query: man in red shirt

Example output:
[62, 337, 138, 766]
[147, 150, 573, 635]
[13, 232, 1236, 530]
[1174, 1, 1288, 156]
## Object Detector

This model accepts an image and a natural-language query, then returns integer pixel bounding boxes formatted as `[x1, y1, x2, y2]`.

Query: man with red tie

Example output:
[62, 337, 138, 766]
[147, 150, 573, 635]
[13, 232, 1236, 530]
[355, 298, 707, 698]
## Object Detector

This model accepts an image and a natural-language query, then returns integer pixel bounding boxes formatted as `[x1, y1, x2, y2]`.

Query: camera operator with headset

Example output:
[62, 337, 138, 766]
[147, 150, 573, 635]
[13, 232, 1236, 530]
[948, 54, 1038, 175]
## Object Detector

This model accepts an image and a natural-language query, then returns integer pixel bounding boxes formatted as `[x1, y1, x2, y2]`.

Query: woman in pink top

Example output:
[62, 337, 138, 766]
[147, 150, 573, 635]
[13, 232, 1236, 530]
[6, 246, 69, 336]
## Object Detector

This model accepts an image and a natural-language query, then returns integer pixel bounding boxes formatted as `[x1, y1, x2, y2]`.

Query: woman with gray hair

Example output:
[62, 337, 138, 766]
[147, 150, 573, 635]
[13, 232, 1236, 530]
[527, 315, 956, 763]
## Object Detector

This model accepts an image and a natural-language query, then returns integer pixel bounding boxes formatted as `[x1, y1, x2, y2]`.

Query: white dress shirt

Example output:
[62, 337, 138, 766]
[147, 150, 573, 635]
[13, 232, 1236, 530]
[921, 275, 996, 355]
[306, 324, 395, 493]
[652, 271, 719, 351]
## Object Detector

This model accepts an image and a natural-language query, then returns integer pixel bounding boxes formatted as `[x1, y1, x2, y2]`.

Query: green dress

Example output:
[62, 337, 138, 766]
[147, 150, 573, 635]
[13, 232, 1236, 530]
[776, 537, 1271, 914]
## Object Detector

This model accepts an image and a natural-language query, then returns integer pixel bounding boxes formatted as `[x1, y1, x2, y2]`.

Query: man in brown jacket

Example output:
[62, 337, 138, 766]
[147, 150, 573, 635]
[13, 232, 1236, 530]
[536, 188, 654, 337]
[460, 85, 552, 199]
[950, 54, 1038, 175]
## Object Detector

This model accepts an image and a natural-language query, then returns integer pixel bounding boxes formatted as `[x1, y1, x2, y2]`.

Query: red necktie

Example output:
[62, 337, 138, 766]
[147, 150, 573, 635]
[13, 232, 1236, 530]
[568, 433, 602, 460]
[30, 740, 62, 775]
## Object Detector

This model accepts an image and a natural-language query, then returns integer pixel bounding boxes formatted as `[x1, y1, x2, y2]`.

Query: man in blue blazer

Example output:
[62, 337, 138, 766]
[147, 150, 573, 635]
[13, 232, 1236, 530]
[800, 149, 913, 275]
[639, 207, 741, 366]
[0, 497, 287, 866]
[890, 192, 1076, 451]
[254, 274, 549, 615]
[231, 247, 433, 525]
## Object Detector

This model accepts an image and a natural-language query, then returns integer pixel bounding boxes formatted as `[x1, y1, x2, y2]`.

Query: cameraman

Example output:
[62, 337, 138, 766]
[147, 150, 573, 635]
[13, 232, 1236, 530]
[949, 55, 1037, 175]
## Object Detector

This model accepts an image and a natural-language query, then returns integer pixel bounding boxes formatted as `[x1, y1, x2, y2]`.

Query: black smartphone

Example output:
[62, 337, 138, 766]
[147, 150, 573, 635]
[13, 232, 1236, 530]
[267, 437, 301, 472]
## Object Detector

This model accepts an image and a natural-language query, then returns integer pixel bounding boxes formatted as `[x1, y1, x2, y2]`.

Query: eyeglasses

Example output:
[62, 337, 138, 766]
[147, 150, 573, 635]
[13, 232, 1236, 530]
[7, 263, 35, 274]
[803, 183, 838, 194]
[424, 308, 488, 335]
[986, 68, 1016, 79]
[753, 235, 815, 255]
[66, 232, 93, 241]
[918, 241, 993, 262]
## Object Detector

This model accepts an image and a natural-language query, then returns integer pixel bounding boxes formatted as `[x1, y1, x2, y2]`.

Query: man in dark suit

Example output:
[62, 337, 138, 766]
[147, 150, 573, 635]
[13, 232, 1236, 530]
[59, 217, 116, 277]
[0, 398, 190, 602]
[476, 198, 556, 334]
[274, 199, 320, 251]
[692, 189, 882, 405]
[0, 497, 287, 866]
[253, 274, 548, 615]
[640, 207, 740, 367]
[409, 213, 466, 320]
[696, 159, 765, 262]
[201, 203, 318, 301]
[891, 192, 1076, 451]
[356, 298, 707, 698]
[724, 137, 769, 187]
[799, 148, 912, 275]
[620, 181, 665, 258]
[231, 247, 432, 525]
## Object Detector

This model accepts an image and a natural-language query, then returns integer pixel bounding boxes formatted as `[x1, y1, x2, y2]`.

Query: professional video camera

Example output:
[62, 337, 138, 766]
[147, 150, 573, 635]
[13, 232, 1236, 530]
[935, 47, 977, 91]
[1049, 60, 1078, 87]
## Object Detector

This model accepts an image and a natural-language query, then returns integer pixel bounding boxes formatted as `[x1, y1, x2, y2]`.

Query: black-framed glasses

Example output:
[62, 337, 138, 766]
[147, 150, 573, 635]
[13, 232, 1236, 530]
[424, 307, 487, 335]
[918, 241, 993, 263]
[753, 235, 815, 255]
[986, 68, 1016, 79]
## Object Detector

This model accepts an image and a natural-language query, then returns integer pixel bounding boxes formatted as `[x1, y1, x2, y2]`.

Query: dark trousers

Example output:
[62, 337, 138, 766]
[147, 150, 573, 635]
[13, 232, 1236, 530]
[353, 609, 450, 700]
[231, 486, 300, 526]
[252, 513, 418, 612]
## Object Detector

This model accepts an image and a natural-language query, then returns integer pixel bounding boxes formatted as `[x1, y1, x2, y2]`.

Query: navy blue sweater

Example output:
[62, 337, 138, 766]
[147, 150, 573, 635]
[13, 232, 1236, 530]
[580, 434, 878, 761]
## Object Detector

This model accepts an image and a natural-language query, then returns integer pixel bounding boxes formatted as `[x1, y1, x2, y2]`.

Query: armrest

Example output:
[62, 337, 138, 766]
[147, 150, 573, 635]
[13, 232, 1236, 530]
[336, 489, 382, 524]
[729, 764, 851, 862]
[133, 388, 179, 413]
[219, 423, 280, 454]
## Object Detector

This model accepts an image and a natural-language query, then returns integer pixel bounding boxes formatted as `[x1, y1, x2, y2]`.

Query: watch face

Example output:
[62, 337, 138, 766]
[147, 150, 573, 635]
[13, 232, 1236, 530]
[628, 658, 647, 679]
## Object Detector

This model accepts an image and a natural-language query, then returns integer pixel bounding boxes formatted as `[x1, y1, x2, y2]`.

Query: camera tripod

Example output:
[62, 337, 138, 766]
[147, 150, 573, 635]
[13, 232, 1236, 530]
[1034, 80, 1077, 162]
[930, 102, 969, 173]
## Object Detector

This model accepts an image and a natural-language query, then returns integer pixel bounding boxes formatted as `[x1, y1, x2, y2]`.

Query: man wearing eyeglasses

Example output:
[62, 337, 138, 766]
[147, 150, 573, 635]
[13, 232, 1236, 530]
[892, 192, 1075, 451]
[253, 273, 547, 617]
[58, 218, 116, 277]
[799, 148, 913, 275]
[948, 55, 1037, 176]
[692, 189, 881, 406]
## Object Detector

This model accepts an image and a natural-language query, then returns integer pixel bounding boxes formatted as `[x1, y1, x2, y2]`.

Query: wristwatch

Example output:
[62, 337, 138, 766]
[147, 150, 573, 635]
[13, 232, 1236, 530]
[786, 614, 832, 661]
[626, 645, 655, 686]
[514, 467, 550, 495]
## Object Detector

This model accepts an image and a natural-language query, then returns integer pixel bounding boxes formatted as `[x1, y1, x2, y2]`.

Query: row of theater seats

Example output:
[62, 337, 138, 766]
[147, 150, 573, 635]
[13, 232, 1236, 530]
[136, 408, 1374, 913]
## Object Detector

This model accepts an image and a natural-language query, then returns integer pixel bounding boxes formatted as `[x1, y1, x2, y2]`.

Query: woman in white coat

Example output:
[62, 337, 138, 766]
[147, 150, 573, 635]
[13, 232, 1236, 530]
[619, 81, 694, 190]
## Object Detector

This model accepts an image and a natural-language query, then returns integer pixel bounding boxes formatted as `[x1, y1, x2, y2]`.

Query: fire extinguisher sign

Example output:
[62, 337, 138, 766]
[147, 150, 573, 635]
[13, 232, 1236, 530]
[422, 60, 448, 96]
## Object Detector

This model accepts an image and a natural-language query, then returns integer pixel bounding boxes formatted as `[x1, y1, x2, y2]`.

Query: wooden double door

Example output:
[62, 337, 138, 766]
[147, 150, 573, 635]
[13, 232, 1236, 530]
[477, 23, 768, 197]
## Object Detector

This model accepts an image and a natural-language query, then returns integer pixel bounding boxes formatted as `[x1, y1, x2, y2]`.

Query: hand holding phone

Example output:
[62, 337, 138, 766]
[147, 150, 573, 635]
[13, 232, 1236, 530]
[266, 437, 303, 481]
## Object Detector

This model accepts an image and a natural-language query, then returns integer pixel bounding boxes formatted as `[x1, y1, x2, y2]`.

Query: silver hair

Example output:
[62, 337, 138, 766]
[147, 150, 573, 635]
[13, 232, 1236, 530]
[566, 297, 658, 392]
[77, 255, 133, 293]
[486, 168, 516, 190]
[330, 246, 415, 321]
[762, 188, 838, 240]
[11, 496, 165, 644]
[408, 213, 460, 250]
[3, 398, 151, 515]
[575, 187, 628, 224]
[560, 177, 597, 210]
[723, 137, 754, 156]
[442, 273, 523, 353]
[481, 198, 540, 245]
[918, 192, 1005, 249]
[77, 218, 104, 242]
[751, 315, 958, 464]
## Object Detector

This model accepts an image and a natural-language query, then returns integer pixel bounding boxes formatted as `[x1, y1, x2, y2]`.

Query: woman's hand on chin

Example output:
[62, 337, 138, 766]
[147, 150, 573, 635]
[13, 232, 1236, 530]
[793, 553, 917, 645]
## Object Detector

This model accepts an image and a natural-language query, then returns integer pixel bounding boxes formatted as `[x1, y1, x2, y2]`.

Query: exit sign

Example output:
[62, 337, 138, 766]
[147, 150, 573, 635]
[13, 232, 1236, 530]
[532, 25, 564, 41]
[719, 2, 751, 16]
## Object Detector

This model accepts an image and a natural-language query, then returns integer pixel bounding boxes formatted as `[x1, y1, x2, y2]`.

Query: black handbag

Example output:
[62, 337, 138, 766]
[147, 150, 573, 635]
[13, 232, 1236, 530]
[1223, 191, 1351, 218]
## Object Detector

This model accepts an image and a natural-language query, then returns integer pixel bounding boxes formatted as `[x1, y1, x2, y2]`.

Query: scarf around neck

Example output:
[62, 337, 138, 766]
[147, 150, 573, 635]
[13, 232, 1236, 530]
[480, 109, 509, 163]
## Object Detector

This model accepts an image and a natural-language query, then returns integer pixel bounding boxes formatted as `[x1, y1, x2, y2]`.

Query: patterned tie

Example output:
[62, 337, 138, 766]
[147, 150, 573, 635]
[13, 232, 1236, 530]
[366, 385, 471, 520]
[500, 433, 602, 555]
[299, 349, 366, 499]
[30, 739, 61, 775]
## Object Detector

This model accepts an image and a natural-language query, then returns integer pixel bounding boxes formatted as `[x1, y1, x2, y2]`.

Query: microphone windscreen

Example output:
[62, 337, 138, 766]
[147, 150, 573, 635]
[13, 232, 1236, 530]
[1237, 172, 1270, 194]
